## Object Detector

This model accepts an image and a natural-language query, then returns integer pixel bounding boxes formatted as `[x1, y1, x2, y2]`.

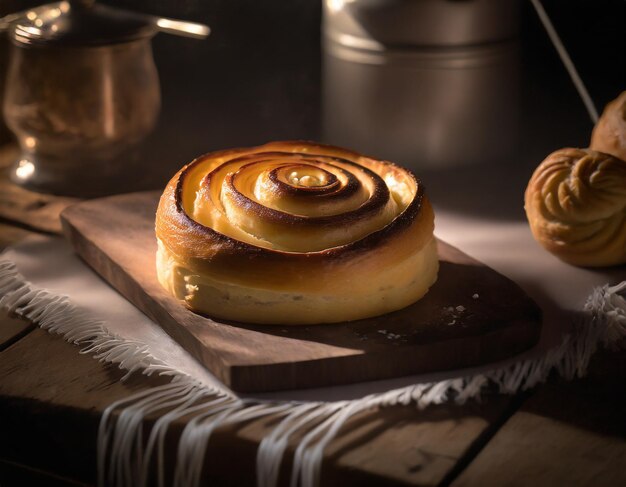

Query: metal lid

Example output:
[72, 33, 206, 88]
[2, 1, 158, 47]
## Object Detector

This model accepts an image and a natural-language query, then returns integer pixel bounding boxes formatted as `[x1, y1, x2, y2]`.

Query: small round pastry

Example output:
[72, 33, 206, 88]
[524, 148, 626, 267]
[156, 141, 439, 324]
[590, 91, 626, 161]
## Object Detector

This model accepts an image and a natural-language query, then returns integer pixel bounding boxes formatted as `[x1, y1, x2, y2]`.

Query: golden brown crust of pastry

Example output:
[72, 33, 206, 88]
[590, 91, 626, 162]
[524, 147, 626, 267]
[155, 140, 439, 324]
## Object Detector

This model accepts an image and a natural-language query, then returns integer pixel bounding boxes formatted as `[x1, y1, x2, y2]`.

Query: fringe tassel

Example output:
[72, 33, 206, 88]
[0, 261, 177, 381]
[1, 260, 625, 487]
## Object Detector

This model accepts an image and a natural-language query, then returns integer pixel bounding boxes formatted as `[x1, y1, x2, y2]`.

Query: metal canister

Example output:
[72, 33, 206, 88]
[322, 0, 521, 169]
[323, 0, 521, 50]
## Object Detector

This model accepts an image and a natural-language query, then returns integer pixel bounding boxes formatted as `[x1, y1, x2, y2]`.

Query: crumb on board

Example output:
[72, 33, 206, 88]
[442, 302, 471, 327]
[377, 330, 403, 340]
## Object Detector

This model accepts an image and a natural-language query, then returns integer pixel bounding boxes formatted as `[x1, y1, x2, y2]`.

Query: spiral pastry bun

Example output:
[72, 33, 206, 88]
[155, 141, 438, 325]
[524, 148, 626, 267]
[590, 91, 626, 162]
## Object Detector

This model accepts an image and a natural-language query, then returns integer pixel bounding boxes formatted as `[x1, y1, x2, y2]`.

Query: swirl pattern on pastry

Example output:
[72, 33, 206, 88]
[524, 148, 626, 267]
[156, 141, 439, 324]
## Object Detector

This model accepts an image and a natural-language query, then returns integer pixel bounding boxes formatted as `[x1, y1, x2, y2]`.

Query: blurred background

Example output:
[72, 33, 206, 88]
[0, 0, 623, 216]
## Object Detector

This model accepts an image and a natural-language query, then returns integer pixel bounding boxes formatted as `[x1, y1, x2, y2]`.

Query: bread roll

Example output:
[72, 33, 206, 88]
[155, 141, 438, 324]
[590, 91, 626, 161]
[525, 148, 626, 267]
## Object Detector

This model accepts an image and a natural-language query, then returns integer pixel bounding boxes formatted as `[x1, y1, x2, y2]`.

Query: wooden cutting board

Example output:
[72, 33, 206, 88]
[61, 192, 541, 393]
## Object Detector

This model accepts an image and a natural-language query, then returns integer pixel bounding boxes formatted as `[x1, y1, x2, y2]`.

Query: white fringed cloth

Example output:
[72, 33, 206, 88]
[1, 210, 625, 487]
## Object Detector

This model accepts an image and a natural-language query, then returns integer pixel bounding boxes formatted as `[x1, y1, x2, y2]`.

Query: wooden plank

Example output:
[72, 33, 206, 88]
[0, 221, 33, 251]
[0, 459, 91, 487]
[0, 311, 34, 352]
[61, 192, 541, 392]
[0, 328, 168, 486]
[0, 144, 77, 235]
[0, 327, 521, 487]
[451, 350, 626, 487]
[0, 223, 38, 351]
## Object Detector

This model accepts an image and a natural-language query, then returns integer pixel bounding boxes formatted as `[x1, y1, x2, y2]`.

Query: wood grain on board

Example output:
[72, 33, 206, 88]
[61, 192, 542, 392]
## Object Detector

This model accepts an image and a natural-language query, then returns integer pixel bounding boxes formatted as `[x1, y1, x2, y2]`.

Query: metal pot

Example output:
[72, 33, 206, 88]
[1, 1, 207, 197]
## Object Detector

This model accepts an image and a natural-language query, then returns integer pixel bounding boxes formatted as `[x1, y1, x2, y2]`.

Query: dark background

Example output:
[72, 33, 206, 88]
[0, 0, 624, 191]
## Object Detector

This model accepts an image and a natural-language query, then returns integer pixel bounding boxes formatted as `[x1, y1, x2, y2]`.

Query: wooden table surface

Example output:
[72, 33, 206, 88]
[0, 145, 625, 487]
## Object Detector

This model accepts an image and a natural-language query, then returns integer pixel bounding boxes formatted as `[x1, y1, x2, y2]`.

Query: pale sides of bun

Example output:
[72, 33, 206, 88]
[155, 141, 439, 324]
